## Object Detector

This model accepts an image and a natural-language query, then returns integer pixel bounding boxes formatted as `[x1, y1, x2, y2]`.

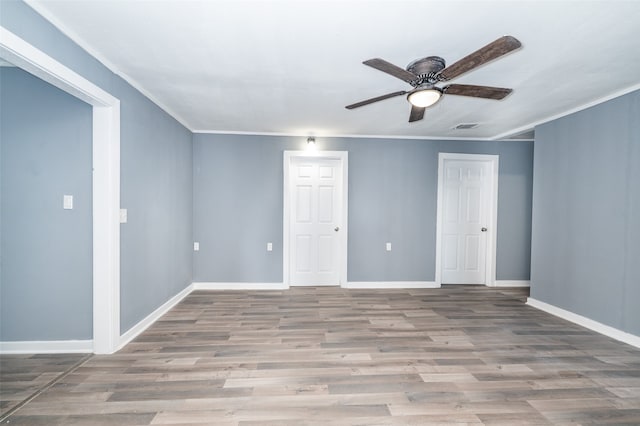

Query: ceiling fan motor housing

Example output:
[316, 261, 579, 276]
[406, 56, 446, 86]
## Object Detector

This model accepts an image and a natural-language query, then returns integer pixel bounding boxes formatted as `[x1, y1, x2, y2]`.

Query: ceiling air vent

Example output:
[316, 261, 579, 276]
[453, 123, 479, 130]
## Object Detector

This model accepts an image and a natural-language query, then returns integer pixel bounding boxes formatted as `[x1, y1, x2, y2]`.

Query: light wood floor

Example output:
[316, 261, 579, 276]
[2, 286, 640, 425]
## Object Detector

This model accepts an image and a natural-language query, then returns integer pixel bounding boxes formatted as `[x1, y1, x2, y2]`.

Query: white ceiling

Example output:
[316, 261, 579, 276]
[24, 0, 640, 140]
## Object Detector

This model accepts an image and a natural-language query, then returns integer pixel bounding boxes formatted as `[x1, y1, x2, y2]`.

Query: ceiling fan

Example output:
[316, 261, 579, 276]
[345, 36, 522, 122]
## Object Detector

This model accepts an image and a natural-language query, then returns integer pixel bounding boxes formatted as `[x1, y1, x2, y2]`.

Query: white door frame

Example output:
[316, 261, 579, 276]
[283, 151, 348, 287]
[0, 27, 121, 354]
[435, 153, 499, 287]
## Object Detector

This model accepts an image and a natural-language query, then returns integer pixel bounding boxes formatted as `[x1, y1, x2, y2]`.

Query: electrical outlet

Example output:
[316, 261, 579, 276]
[386, 242, 392, 251]
[194, 242, 200, 251]
[63, 195, 73, 210]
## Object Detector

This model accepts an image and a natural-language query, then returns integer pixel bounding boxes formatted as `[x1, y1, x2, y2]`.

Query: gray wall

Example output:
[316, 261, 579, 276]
[1, 67, 93, 341]
[1, 0, 193, 337]
[193, 134, 533, 283]
[117, 77, 193, 333]
[531, 89, 640, 336]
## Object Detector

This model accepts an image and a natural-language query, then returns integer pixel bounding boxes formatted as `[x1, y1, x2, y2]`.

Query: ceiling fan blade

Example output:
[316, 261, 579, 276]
[438, 36, 521, 81]
[409, 105, 426, 122]
[443, 84, 512, 100]
[363, 58, 417, 83]
[345, 90, 407, 109]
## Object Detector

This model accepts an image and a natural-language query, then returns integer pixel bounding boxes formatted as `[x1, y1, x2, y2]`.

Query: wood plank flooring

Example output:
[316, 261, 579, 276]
[0, 353, 89, 417]
[2, 285, 640, 425]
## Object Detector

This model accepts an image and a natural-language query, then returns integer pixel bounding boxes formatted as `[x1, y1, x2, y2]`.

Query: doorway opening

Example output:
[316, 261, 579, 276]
[0, 26, 121, 354]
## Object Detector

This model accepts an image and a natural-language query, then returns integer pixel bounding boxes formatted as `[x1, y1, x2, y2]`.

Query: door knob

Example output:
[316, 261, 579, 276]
[334, 227, 340, 232]
[481, 227, 487, 232]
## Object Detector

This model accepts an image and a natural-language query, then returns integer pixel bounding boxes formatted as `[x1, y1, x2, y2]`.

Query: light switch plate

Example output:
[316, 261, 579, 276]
[119, 209, 127, 223]
[194, 242, 200, 251]
[63, 195, 73, 210]
[267, 242, 273, 252]
[386, 242, 392, 251]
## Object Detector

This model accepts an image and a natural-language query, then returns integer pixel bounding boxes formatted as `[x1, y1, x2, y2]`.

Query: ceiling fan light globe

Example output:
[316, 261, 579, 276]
[407, 88, 442, 108]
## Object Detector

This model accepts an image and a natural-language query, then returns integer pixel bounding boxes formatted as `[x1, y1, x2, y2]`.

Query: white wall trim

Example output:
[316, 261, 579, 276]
[92, 105, 121, 355]
[0, 26, 121, 355]
[527, 298, 640, 349]
[0, 27, 115, 106]
[0, 340, 93, 354]
[118, 284, 193, 350]
[492, 280, 530, 287]
[192, 282, 288, 290]
[435, 153, 499, 287]
[344, 281, 440, 289]
[492, 82, 640, 141]
[283, 150, 349, 288]
[193, 130, 500, 142]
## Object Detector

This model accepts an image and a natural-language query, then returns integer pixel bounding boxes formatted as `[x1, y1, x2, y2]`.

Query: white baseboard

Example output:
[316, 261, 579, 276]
[0, 340, 93, 354]
[527, 297, 640, 349]
[493, 280, 530, 287]
[118, 283, 194, 350]
[193, 282, 441, 290]
[192, 282, 288, 290]
[344, 281, 440, 289]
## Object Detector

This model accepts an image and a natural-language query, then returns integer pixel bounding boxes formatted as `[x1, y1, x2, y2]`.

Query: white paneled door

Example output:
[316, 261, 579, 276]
[288, 156, 344, 286]
[438, 155, 497, 285]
